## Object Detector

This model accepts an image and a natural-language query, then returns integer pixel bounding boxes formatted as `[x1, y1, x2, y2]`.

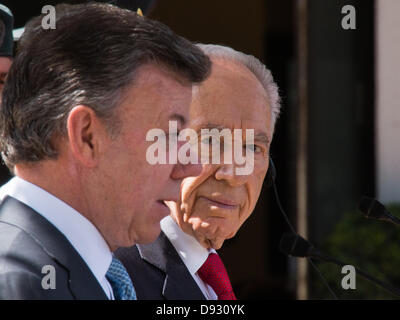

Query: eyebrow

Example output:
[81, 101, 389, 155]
[197, 123, 271, 145]
[254, 132, 270, 146]
[169, 113, 186, 126]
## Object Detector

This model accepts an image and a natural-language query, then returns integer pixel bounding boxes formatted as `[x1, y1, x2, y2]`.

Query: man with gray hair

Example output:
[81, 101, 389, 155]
[0, 3, 210, 299]
[115, 44, 281, 300]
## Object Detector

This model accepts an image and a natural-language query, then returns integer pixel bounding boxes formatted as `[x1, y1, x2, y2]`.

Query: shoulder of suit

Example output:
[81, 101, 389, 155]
[0, 218, 53, 268]
[0, 221, 72, 299]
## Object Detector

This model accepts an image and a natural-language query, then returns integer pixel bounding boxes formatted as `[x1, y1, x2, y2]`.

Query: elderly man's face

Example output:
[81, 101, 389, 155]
[168, 58, 272, 249]
[88, 64, 201, 250]
[0, 57, 12, 93]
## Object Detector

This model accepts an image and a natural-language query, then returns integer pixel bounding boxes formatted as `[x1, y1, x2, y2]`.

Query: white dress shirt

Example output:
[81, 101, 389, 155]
[160, 215, 218, 300]
[0, 177, 115, 299]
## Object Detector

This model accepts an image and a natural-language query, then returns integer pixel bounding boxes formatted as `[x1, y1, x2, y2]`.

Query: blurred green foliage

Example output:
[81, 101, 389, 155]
[309, 204, 400, 299]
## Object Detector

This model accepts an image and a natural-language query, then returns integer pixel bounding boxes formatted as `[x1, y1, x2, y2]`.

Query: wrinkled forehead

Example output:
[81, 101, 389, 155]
[190, 58, 271, 136]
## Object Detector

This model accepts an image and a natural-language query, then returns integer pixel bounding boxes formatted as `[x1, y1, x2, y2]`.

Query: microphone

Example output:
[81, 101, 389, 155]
[280, 233, 323, 259]
[280, 233, 400, 298]
[358, 196, 400, 225]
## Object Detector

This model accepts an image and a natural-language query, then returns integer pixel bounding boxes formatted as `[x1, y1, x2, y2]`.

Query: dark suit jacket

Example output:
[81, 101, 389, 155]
[0, 196, 108, 300]
[115, 232, 206, 300]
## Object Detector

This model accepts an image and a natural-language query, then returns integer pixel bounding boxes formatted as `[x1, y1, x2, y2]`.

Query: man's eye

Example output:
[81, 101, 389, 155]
[245, 144, 262, 153]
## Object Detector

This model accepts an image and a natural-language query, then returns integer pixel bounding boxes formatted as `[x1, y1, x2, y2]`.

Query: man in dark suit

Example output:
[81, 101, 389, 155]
[115, 44, 281, 300]
[0, 3, 209, 299]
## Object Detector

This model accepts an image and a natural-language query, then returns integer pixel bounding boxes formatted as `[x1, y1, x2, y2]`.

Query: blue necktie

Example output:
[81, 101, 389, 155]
[106, 257, 137, 300]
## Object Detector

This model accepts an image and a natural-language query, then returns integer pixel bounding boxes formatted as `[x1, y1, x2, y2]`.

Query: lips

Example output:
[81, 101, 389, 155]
[199, 196, 239, 210]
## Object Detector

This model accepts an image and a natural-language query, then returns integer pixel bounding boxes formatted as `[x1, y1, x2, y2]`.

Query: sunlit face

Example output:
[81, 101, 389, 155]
[167, 58, 272, 249]
[87, 64, 201, 250]
[0, 57, 12, 94]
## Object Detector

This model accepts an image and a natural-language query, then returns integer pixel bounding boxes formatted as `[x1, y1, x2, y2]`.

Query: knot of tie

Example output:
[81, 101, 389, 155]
[197, 253, 237, 300]
[106, 257, 137, 300]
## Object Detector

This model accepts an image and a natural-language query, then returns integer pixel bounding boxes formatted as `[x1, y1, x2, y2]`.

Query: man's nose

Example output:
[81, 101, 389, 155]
[214, 163, 249, 187]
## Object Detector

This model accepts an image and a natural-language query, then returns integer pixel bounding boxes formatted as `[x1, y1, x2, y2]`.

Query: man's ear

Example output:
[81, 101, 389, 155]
[67, 105, 106, 167]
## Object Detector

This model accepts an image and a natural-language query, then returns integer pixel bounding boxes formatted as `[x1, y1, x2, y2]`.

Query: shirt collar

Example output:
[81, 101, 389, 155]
[160, 215, 216, 275]
[0, 176, 112, 289]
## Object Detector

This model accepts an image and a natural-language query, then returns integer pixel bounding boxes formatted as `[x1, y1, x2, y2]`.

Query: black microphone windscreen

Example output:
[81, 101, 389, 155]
[358, 196, 386, 219]
[279, 233, 313, 257]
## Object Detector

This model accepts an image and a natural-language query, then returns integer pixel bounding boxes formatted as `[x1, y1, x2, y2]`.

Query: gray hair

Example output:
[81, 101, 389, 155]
[196, 44, 281, 133]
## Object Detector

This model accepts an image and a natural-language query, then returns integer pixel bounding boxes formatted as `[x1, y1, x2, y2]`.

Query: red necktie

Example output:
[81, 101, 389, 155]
[197, 253, 237, 300]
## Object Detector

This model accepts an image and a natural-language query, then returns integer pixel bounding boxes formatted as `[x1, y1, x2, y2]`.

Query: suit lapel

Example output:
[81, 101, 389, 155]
[137, 232, 206, 300]
[0, 196, 108, 300]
